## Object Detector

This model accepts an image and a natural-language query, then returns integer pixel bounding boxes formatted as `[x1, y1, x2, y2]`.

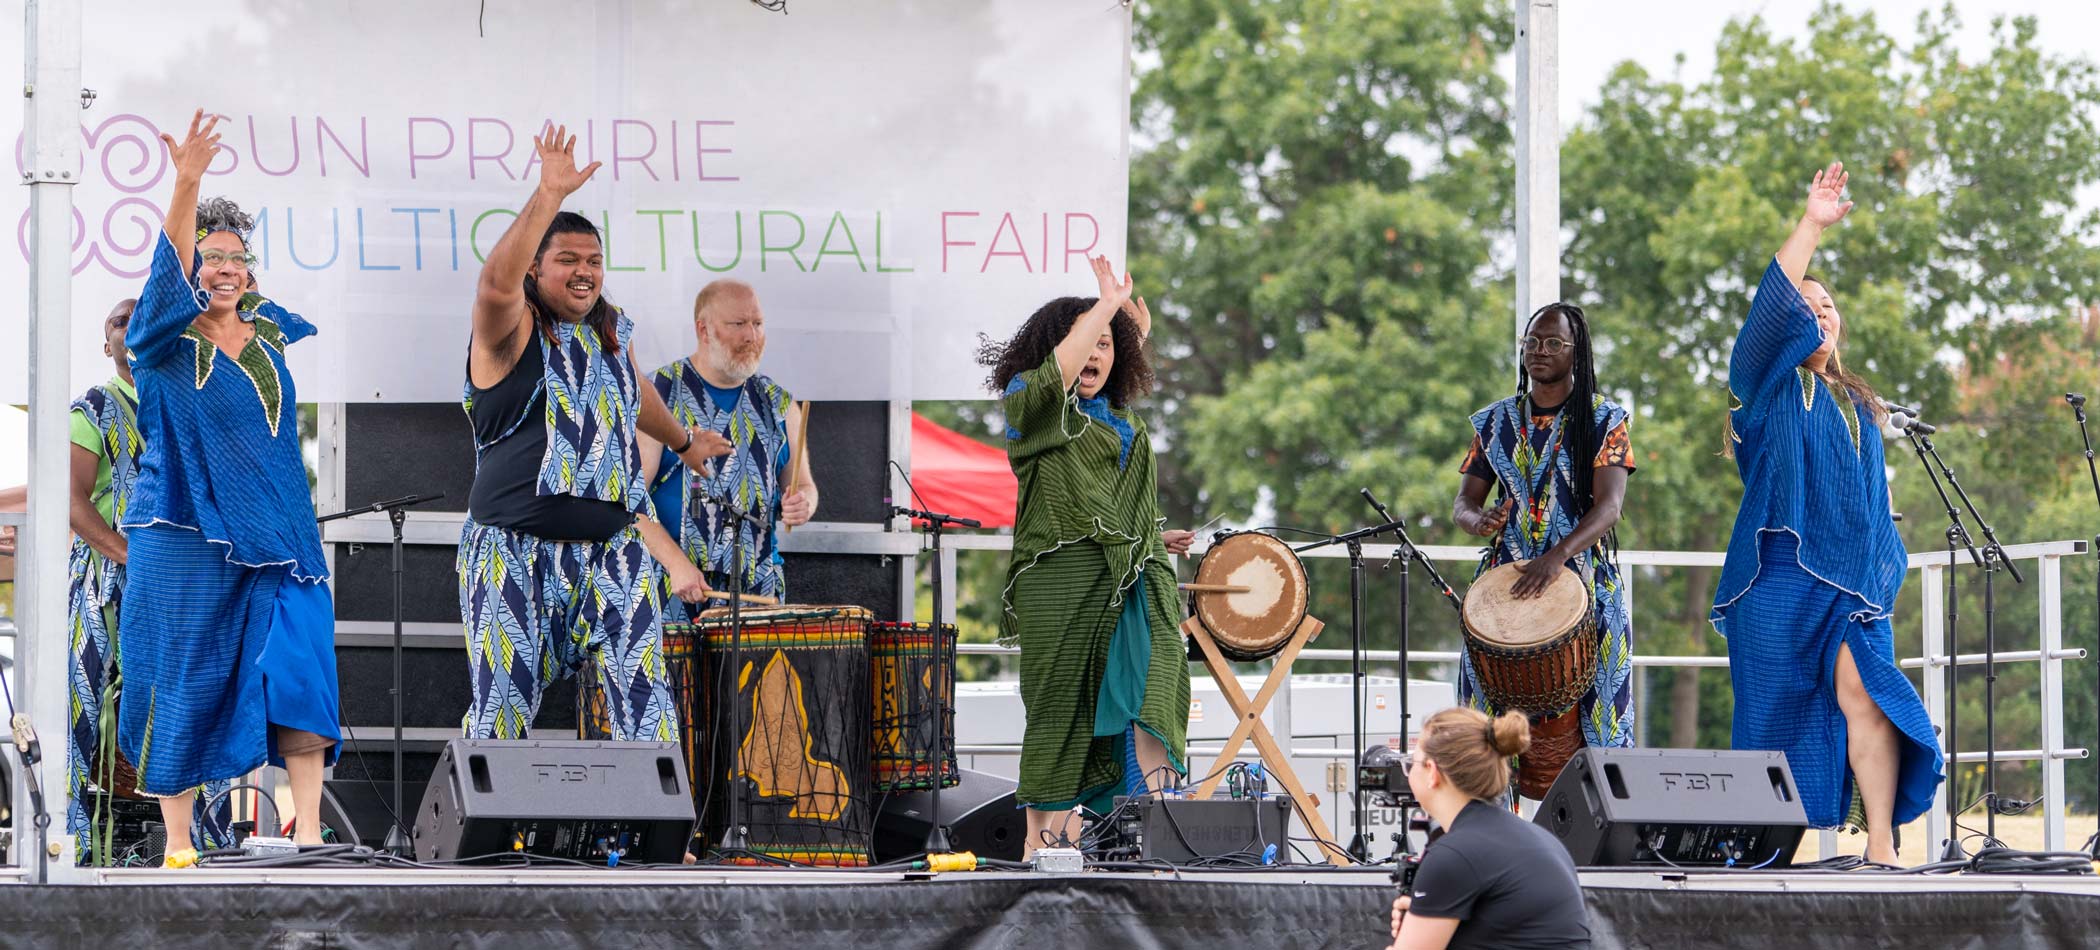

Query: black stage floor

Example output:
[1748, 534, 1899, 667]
[0, 867, 2094, 949]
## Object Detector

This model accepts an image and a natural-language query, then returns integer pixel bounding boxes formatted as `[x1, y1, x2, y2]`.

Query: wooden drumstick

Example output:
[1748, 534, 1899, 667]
[1178, 583, 1252, 594]
[704, 589, 782, 606]
[783, 400, 812, 534]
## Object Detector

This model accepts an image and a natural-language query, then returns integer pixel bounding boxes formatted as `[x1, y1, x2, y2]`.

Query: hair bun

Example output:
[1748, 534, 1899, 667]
[1490, 711, 1530, 758]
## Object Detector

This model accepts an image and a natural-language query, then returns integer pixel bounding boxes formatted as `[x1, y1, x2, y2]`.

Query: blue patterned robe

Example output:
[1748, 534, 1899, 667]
[1459, 393, 1636, 749]
[1713, 258, 1942, 828]
[118, 231, 338, 796]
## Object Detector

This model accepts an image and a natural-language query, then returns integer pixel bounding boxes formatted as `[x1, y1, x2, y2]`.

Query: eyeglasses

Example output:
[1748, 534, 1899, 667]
[1520, 336, 1572, 355]
[200, 249, 257, 270]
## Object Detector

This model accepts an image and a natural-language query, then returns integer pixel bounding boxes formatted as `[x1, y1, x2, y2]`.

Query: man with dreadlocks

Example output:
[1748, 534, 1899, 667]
[458, 124, 720, 744]
[118, 110, 339, 864]
[982, 256, 1195, 857]
[1452, 302, 1636, 794]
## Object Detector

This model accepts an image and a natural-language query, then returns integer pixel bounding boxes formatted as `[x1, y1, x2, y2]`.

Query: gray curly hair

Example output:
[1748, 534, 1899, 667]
[195, 196, 253, 246]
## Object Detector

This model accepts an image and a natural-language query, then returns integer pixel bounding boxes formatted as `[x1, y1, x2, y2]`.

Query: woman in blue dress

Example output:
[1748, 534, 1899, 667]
[1713, 162, 1942, 865]
[119, 110, 340, 865]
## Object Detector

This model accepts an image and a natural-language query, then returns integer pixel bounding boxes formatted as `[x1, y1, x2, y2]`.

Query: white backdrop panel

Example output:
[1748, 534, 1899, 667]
[0, 0, 1130, 403]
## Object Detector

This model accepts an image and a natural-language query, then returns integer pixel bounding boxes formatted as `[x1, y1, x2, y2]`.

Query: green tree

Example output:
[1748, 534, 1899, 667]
[1561, 3, 2100, 815]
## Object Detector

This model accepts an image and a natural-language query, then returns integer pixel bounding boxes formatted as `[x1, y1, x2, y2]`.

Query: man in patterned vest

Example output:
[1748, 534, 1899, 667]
[64, 298, 229, 862]
[457, 125, 720, 741]
[642, 279, 817, 619]
[1451, 303, 1636, 799]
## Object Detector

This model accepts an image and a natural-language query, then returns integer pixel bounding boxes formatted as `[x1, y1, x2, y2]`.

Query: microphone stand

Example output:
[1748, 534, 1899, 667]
[1896, 416, 1982, 860]
[709, 492, 770, 854]
[1357, 489, 1464, 865]
[316, 491, 444, 851]
[890, 503, 980, 854]
[2065, 393, 2100, 858]
[1296, 510, 1461, 862]
[1900, 411, 2024, 849]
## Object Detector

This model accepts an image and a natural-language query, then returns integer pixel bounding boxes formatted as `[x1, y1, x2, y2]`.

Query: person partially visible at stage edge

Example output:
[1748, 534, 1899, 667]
[1386, 708, 1590, 950]
[65, 297, 232, 864]
[1712, 162, 1942, 865]
[118, 111, 341, 866]
[640, 279, 816, 618]
[981, 257, 1196, 856]
[459, 124, 715, 743]
[1451, 301, 1636, 791]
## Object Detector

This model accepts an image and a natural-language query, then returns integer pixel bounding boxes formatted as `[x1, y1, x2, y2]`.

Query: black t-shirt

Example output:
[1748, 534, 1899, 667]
[1407, 800, 1590, 950]
[465, 334, 633, 542]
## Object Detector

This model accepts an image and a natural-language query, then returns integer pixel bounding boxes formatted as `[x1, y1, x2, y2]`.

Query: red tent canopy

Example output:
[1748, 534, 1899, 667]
[909, 412, 1016, 529]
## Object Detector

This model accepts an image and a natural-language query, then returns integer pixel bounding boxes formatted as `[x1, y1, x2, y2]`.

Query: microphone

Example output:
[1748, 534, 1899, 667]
[2068, 393, 2087, 408]
[1886, 404, 1935, 436]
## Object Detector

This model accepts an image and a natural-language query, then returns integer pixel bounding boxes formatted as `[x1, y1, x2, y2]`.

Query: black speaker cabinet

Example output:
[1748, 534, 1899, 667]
[873, 768, 1023, 862]
[1535, 747, 1807, 868]
[411, 738, 695, 865]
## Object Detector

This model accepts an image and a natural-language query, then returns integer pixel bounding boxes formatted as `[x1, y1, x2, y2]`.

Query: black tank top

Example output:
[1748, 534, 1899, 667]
[465, 336, 632, 542]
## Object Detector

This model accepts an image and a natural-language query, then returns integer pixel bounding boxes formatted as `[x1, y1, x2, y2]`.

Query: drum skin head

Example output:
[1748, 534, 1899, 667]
[1462, 561, 1587, 648]
[1194, 533, 1308, 657]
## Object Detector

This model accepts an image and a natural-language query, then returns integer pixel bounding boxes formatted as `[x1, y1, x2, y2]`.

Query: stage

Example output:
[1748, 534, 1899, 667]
[0, 865, 2091, 949]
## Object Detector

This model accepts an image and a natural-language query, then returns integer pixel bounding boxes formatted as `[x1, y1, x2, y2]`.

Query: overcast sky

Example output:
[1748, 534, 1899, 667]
[1556, 0, 2100, 125]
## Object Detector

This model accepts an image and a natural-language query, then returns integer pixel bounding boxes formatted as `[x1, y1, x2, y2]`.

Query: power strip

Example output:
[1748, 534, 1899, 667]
[1031, 847, 1083, 872]
[242, 835, 300, 857]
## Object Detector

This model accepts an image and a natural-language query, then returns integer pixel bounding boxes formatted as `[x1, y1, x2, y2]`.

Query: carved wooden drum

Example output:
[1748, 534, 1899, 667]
[1461, 560, 1597, 798]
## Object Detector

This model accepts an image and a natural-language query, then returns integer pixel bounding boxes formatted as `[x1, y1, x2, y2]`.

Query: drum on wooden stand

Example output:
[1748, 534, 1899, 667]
[1188, 532, 1312, 661]
[1460, 560, 1598, 800]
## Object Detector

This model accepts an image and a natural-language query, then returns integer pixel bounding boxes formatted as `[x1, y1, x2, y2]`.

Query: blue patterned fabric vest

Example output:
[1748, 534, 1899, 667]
[463, 307, 649, 515]
[649, 360, 791, 600]
[68, 382, 141, 607]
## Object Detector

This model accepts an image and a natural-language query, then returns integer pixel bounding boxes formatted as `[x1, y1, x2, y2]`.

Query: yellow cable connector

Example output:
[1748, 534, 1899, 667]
[926, 851, 978, 873]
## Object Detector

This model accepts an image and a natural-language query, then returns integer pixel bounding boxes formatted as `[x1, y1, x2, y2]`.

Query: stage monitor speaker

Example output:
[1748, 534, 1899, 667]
[873, 768, 1023, 863]
[1536, 747, 1807, 869]
[411, 738, 695, 865]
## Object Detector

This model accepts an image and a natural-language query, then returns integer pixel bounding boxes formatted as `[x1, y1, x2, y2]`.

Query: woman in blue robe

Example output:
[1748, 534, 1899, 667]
[118, 111, 339, 865]
[1712, 162, 1943, 865]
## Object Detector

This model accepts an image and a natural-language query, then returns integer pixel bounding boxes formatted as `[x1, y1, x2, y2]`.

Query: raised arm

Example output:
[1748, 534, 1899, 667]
[129, 111, 221, 368]
[1731, 163, 1853, 403]
[469, 126, 602, 383]
[157, 109, 218, 280]
[1053, 256, 1134, 389]
[1776, 162, 1852, 285]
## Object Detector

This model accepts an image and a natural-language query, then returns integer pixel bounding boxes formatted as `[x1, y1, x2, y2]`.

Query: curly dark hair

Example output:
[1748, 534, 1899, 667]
[977, 296, 1153, 407]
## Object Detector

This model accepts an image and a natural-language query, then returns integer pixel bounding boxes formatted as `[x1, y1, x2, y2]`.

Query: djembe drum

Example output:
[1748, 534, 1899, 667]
[577, 607, 876, 865]
[867, 622, 958, 792]
[1460, 560, 1597, 799]
[694, 605, 874, 867]
[1188, 532, 1312, 661]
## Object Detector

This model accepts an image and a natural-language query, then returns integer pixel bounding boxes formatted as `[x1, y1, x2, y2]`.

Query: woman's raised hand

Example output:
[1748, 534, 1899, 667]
[1090, 254, 1135, 312]
[160, 109, 221, 184]
[1803, 161, 1855, 229]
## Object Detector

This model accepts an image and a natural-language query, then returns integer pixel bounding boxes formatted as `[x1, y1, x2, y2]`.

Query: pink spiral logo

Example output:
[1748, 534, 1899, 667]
[15, 113, 176, 277]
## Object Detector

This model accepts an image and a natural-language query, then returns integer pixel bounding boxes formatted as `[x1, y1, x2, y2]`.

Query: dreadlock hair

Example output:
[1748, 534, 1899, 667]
[977, 296, 1153, 408]
[1721, 274, 1885, 459]
[1519, 302, 1603, 521]
[522, 211, 620, 355]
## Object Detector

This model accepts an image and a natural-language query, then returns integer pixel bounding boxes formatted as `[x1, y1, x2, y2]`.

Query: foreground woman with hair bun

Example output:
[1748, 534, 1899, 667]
[1386, 708, 1591, 950]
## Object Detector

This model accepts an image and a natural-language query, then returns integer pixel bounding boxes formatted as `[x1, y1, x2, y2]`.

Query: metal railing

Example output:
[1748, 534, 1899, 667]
[921, 534, 2093, 853]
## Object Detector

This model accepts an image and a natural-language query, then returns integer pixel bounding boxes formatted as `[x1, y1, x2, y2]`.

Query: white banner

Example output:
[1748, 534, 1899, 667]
[0, 0, 1130, 403]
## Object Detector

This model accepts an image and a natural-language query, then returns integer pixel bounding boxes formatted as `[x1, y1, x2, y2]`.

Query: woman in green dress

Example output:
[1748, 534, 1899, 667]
[980, 256, 1195, 856]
